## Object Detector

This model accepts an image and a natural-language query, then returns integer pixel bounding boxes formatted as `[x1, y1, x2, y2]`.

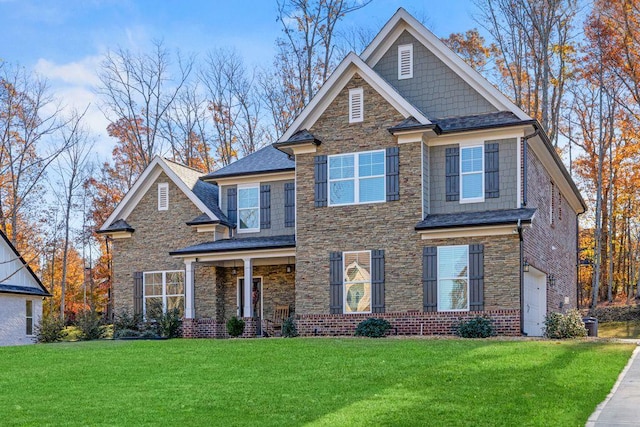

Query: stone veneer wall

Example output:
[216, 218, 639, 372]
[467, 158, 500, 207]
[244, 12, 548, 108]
[523, 148, 578, 312]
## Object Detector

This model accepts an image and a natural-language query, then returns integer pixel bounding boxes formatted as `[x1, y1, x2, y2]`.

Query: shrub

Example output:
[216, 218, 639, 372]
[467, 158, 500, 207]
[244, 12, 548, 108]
[35, 313, 66, 343]
[544, 309, 588, 339]
[76, 309, 106, 341]
[281, 316, 298, 338]
[226, 316, 245, 337]
[113, 310, 142, 333]
[114, 328, 141, 339]
[157, 308, 182, 338]
[355, 318, 392, 338]
[455, 316, 496, 338]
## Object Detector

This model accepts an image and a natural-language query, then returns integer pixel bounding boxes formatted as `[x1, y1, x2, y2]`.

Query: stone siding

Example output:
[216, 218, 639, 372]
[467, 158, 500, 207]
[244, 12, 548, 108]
[523, 148, 578, 312]
[429, 138, 519, 214]
[372, 30, 496, 119]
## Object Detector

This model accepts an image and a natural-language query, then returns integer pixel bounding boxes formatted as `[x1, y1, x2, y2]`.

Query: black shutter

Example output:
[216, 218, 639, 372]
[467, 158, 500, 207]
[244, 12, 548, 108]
[371, 250, 385, 313]
[133, 272, 143, 316]
[445, 147, 459, 201]
[469, 244, 484, 311]
[314, 155, 328, 207]
[485, 143, 499, 198]
[385, 147, 399, 201]
[227, 187, 237, 226]
[422, 247, 438, 312]
[260, 184, 271, 229]
[284, 182, 295, 227]
[329, 252, 343, 314]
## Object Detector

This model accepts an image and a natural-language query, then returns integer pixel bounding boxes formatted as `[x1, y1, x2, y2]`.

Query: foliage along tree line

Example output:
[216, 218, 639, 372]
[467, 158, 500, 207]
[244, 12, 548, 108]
[1, 0, 639, 322]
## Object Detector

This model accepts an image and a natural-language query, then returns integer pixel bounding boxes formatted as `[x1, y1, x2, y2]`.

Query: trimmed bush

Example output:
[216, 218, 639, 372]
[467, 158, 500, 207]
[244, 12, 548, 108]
[281, 316, 298, 338]
[355, 318, 392, 338]
[35, 313, 66, 343]
[113, 310, 142, 333]
[157, 308, 182, 338]
[114, 329, 141, 339]
[76, 309, 107, 341]
[226, 316, 245, 337]
[455, 316, 496, 338]
[544, 309, 588, 339]
[586, 305, 640, 322]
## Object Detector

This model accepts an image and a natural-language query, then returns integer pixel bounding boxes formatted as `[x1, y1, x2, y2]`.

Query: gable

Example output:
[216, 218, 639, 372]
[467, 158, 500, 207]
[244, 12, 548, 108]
[373, 30, 497, 119]
[0, 232, 48, 296]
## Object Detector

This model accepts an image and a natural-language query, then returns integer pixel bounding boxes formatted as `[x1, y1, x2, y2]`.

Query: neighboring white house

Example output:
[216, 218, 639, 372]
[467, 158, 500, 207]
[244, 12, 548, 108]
[0, 230, 50, 346]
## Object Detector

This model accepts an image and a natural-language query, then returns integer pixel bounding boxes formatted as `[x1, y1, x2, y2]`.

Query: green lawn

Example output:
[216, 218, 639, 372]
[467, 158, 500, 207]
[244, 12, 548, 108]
[0, 338, 633, 426]
[599, 321, 640, 339]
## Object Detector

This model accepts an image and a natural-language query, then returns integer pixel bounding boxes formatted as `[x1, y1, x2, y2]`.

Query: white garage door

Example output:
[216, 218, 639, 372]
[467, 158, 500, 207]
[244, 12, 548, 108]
[523, 268, 547, 337]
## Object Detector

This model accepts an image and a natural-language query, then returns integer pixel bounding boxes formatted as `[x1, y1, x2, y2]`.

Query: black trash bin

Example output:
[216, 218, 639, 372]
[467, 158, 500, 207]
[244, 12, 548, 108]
[583, 317, 598, 337]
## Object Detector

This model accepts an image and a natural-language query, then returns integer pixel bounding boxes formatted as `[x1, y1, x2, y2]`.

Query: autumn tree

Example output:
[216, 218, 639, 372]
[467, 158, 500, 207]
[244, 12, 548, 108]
[442, 29, 491, 72]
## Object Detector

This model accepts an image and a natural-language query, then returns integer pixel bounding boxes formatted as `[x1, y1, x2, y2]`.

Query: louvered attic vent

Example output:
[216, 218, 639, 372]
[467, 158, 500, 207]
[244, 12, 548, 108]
[398, 44, 413, 79]
[158, 183, 169, 211]
[349, 87, 363, 123]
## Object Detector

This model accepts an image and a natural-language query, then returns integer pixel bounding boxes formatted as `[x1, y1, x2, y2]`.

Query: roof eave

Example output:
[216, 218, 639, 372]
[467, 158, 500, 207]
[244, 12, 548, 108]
[202, 167, 295, 183]
[169, 243, 296, 257]
[435, 119, 536, 135]
[415, 218, 533, 231]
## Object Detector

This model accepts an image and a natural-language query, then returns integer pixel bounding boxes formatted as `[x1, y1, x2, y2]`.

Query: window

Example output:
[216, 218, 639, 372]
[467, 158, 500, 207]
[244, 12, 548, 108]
[398, 44, 413, 79]
[26, 300, 33, 336]
[558, 189, 563, 221]
[329, 150, 385, 205]
[438, 246, 469, 311]
[238, 184, 260, 232]
[143, 271, 184, 319]
[349, 88, 363, 123]
[158, 183, 169, 211]
[344, 251, 371, 313]
[460, 145, 484, 202]
[550, 181, 555, 226]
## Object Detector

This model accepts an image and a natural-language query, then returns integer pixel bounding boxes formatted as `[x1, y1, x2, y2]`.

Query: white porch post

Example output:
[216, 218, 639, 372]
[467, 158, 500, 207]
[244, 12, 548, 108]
[184, 260, 195, 319]
[243, 257, 253, 317]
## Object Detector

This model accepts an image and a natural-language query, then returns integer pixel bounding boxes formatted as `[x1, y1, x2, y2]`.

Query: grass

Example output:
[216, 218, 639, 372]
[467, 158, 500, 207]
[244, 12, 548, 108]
[599, 320, 640, 339]
[0, 338, 633, 426]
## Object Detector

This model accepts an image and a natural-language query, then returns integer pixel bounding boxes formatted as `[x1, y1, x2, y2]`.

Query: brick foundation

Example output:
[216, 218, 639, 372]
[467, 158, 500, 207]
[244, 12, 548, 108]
[182, 310, 520, 338]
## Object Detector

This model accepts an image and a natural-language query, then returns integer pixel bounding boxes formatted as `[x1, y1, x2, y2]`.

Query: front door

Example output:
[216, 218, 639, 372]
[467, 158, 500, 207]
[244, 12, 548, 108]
[237, 277, 262, 319]
[523, 268, 547, 336]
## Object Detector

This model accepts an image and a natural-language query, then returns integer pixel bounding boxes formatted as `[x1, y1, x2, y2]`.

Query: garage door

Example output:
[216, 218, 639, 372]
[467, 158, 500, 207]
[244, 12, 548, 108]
[523, 268, 547, 337]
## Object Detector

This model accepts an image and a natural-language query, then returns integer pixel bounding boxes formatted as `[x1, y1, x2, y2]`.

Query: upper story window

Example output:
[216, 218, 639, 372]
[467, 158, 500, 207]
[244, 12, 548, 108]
[460, 145, 484, 203]
[344, 251, 372, 314]
[238, 184, 260, 232]
[398, 44, 414, 79]
[329, 150, 385, 206]
[158, 183, 169, 211]
[349, 88, 363, 123]
[438, 245, 469, 311]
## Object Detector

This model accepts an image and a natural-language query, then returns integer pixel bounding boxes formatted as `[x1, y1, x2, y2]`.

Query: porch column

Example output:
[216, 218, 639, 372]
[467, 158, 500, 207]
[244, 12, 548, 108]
[184, 260, 195, 319]
[243, 257, 253, 317]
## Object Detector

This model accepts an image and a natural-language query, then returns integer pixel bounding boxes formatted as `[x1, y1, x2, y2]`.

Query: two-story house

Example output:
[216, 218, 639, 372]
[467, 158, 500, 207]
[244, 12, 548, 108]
[99, 8, 585, 337]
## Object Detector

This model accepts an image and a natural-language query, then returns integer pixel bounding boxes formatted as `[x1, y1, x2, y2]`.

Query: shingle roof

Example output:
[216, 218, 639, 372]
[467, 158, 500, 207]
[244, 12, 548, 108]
[202, 144, 295, 180]
[415, 208, 537, 230]
[97, 218, 134, 233]
[274, 129, 321, 146]
[170, 234, 296, 256]
[0, 283, 51, 297]
[432, 111, 530, 134]
[186, 213, 217, 226]
[388, 116, 435, 133]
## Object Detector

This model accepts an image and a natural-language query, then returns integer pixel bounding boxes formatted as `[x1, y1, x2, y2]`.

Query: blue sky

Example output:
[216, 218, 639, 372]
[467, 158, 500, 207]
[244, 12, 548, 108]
[0, 0, 481, 158]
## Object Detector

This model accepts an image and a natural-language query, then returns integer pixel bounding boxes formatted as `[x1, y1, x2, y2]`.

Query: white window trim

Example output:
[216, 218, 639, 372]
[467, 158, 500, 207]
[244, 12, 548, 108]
[349, 87, 364, 123]
[143, 270, 185, 319]
[25, 300, 33, 336]
[237, 183, 260, 233]
[459, 144, 485, 204]
[437, 245, 470, 312]
[398, 43, 414, 80]
[343, 250, 372, 314]
[158, 182, 169, 211]
[328, 149, 386, 207]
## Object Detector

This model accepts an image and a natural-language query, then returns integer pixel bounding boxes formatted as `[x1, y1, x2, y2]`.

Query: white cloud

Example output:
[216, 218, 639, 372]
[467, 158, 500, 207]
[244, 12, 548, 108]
[34, 56, 102, 87]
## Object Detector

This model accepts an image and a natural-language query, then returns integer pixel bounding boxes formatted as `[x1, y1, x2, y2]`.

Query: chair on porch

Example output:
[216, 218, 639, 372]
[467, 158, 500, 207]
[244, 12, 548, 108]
[264, 305, 290, 337]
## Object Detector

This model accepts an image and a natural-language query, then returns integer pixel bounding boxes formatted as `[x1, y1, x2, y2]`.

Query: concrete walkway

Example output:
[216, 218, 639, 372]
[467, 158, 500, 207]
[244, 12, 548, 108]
[586, 342, 640, 426]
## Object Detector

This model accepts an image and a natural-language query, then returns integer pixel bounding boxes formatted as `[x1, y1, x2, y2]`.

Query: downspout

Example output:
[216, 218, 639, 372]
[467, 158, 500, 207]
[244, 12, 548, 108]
[517, 219, 525, 335]
[576, 211, 583, 309]
[521, 127, 540, 207]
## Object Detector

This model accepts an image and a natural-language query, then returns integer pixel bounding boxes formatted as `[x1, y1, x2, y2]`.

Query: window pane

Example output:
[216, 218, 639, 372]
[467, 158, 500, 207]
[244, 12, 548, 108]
[358, 151, 384, 177]
[329, 155, 354, 179]
[438, 279, 468, 310]
[145, 297, 163, 320]
[167, 296, 185, 317]
[344, 252, 371, 281]
[462, 173, 483, 199]
[330, 180, 354, 204]
[438, 246, 468, 278]
[239, 207, 259, 229]
[359, 176, 384, 202]
[26, 300, 33, 317]
[238, 187, 259, 209]
[344, 282, 371, 313]
[166, 272, 184, 295]
[461, 147, 482, 173]
[26, 318, 33, 336]
[144, 273, 162, 296]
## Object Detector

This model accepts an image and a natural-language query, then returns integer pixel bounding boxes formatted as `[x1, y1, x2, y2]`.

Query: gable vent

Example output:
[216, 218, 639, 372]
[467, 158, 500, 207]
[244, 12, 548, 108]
[349, 87, 364, 123]
[398, 44, 413, 80]
[158, 183, 169, 211]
